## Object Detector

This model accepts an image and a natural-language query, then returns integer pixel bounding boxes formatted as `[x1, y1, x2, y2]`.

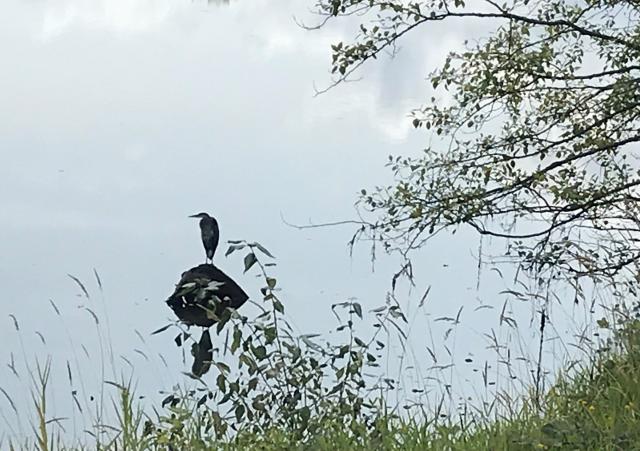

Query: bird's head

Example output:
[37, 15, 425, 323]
[189, 212, 212, 219]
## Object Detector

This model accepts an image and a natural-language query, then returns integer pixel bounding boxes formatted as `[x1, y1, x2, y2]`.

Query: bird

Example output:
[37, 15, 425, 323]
[189, 212, 219, 264]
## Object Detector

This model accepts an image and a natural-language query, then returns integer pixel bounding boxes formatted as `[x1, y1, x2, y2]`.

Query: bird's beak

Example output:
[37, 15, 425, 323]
[188, 214, 199, 218]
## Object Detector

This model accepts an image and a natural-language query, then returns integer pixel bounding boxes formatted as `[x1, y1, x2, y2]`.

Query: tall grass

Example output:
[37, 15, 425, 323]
[2, 241, 637, 449]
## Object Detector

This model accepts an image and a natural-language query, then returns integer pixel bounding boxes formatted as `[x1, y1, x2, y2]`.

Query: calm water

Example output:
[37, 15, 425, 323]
[0, 0, 591, 441]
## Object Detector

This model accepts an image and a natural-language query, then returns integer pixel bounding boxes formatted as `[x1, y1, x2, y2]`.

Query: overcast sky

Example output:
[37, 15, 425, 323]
[0, 0, 595, 442]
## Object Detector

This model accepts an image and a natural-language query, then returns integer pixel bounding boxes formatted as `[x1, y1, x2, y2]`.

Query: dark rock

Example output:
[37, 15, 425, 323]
[166, 264, 249, 328]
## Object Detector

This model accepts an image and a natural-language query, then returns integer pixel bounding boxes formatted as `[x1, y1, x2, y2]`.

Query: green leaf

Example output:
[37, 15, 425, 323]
[225, 244, 245, 257]
[217, 373, 226, 392]
[299, 406, 311, 428]
[264, 326, 277, 344]
[352, 302, 362, 319]
[273, 299, 285, 314]
[151, 324, 172, 335]
[231, 327, 242, 353]
[244, 253, 258, 273]
[354, 337, 366, 347]
[161, 395, 175, 407]
[235, 404, 245, 422]
[215, 362, 231, 374]
[253, 345, 267, 360]
[219, 392, 232, 405]
[252, 242, 275, 258]
[266, 277, 277, 289]
[239, 354, 258, 372]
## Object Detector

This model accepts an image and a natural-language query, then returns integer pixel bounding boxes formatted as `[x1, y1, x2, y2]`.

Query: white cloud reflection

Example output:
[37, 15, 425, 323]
[39, 0, 178, 38]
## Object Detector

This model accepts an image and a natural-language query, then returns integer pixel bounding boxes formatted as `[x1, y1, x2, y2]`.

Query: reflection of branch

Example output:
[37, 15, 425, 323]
[469, 179, 640, 240]
[535, 65, 640, 81]
[292, 14, 332, 31]
[311, 1, 640, 95]
[280, 212, 368, 230]
[313, 76, 364, 97]
[293, 5, 371, 31]
[481, 1, 639, 51]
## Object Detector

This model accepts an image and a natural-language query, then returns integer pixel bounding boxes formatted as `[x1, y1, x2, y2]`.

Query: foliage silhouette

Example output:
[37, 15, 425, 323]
[305, 0, 640, 295]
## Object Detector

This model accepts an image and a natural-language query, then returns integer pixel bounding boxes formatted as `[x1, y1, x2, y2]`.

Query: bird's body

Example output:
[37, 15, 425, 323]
[190, 212, 219, 264]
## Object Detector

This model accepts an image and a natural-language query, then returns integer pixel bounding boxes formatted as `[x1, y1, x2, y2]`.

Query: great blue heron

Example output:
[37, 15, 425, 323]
[189, 212, 219, 264]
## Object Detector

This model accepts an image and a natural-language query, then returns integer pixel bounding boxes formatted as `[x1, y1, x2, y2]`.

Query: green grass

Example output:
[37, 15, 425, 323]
[8, 316, 640, 450]
[5, 254, 640, 450]
[206, 317, 640, 451]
